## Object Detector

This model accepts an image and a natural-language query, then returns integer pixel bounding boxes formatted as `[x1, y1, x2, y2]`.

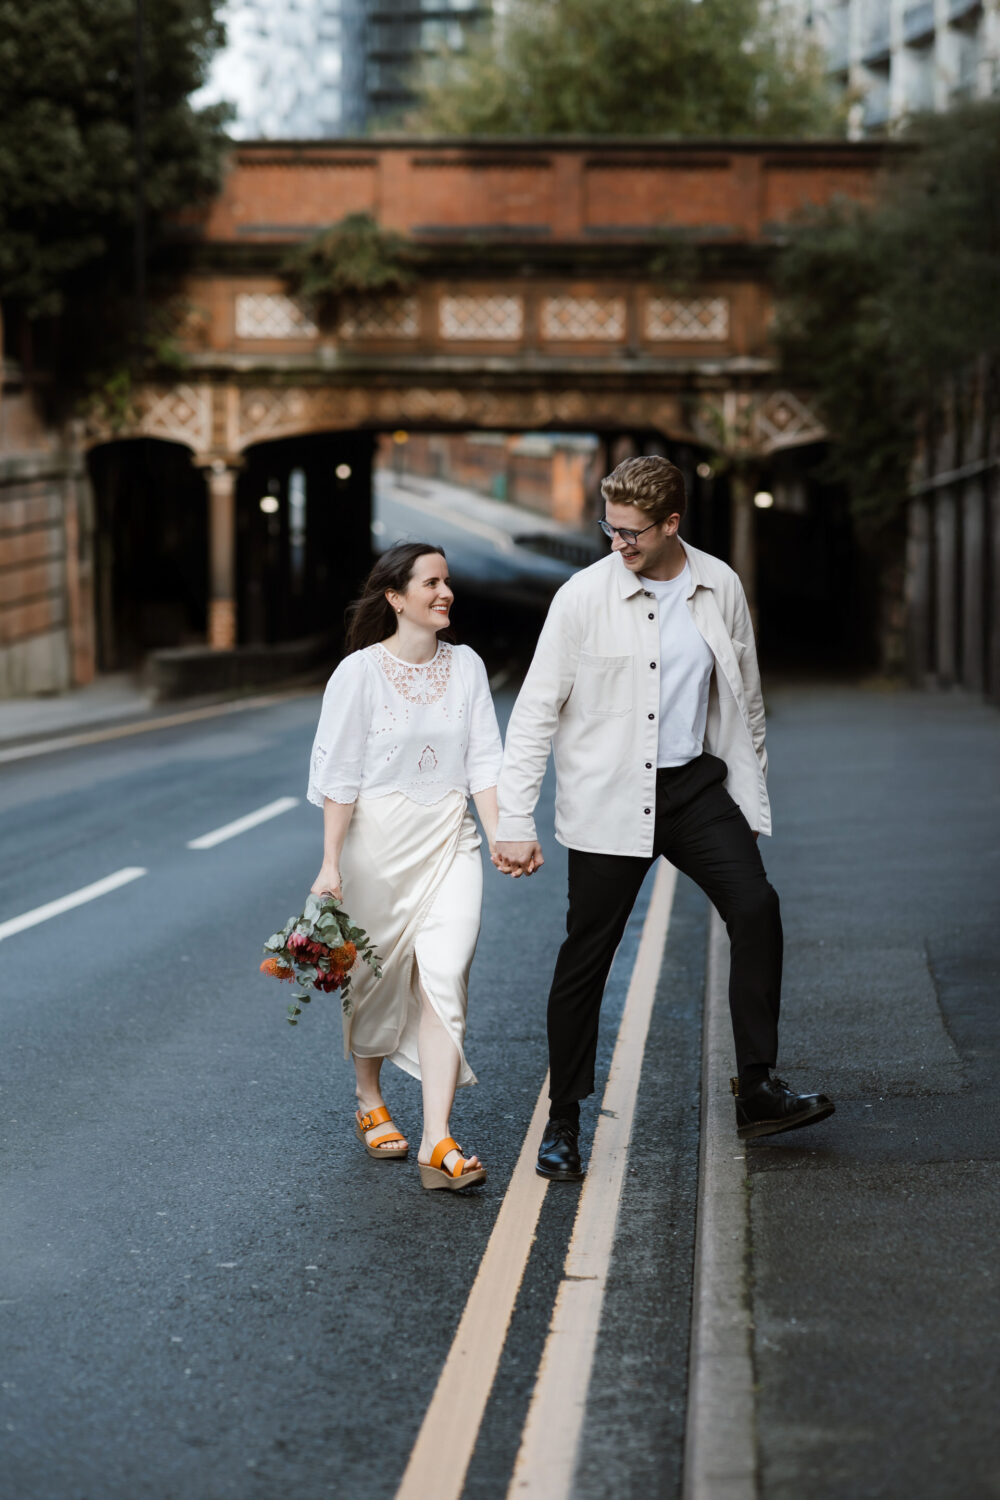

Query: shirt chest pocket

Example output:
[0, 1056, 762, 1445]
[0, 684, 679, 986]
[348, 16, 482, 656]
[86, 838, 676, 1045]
[575, 651, 634, 717]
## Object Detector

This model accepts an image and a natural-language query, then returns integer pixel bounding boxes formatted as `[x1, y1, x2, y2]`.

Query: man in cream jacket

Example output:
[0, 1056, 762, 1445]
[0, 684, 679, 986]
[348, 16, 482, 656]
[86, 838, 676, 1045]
[495, 455, 833, 1180]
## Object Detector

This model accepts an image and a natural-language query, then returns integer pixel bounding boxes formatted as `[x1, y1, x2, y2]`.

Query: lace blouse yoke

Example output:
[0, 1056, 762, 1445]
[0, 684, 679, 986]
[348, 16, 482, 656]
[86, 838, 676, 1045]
[307, 640, 503, 808]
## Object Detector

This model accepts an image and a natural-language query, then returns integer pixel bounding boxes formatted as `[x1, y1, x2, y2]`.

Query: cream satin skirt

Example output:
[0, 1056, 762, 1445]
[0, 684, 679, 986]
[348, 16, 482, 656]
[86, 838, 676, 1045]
[339, 790, 482, 1087]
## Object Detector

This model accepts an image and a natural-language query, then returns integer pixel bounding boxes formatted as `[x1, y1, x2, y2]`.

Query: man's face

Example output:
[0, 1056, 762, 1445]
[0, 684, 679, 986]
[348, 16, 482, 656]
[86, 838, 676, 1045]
[604, 500, 680, 574]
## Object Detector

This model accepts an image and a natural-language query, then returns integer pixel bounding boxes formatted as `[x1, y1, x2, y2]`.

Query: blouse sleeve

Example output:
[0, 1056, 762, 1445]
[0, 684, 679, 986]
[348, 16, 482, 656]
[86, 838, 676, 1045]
[460, 647, 503, 796]
[306, 653, 372, 808]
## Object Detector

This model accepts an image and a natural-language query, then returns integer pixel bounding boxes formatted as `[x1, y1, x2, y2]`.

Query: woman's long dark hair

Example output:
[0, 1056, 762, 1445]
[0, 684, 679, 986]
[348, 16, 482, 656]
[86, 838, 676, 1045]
[344, 541, 456, 655]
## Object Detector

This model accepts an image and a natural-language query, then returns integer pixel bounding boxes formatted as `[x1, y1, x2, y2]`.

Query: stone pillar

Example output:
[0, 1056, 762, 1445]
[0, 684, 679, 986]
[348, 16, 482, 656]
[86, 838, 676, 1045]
[960, 480, 985, 692]
[729, 468, 757, 623]
[206, 460, 239, 650]
[933, 488, 958, 686]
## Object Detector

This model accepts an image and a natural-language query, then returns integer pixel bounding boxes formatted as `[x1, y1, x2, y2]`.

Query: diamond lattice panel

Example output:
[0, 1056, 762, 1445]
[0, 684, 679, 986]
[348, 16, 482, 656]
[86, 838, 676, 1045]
[235, 293, 317, 339]
[439, 295, 524, 341]
[340, 297, 419, 339]
[541, 296, 626, 341]
[645, 297, 730, 342]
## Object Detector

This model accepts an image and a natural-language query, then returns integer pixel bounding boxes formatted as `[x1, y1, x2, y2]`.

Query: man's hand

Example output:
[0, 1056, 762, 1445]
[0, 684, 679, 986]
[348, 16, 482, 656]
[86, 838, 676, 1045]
[493, 840, 544, 878]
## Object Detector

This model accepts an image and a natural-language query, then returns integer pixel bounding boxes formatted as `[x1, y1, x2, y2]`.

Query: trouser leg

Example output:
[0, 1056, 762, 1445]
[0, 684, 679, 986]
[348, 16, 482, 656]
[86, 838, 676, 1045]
[547, 848, 652, 1108]
[657, 756, 782, 1079]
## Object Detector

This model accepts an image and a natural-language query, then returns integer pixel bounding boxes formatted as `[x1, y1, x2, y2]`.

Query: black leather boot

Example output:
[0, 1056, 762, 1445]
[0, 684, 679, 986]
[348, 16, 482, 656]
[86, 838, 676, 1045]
[732, 1075, 835, 1140]
[536, 1118, 584, 1180]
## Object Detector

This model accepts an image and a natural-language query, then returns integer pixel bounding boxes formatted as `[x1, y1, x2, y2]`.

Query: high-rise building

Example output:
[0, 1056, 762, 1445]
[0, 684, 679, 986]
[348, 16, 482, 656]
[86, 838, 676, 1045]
[364, 1, 491, 125]
[197, 0, 366, 138]
[197, 0, 490, 137]
[804, 0, 999, 133]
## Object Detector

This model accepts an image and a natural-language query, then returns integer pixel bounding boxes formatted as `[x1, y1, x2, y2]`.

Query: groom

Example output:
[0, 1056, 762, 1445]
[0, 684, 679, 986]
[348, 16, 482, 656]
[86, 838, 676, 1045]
[494, 456, 834, 1180]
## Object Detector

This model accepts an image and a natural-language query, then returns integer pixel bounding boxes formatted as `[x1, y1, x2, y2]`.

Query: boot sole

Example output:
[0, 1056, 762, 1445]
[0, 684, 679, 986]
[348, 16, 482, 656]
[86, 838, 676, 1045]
[737, 1100, 835, 1141]
[535, 1162, 585, 1181]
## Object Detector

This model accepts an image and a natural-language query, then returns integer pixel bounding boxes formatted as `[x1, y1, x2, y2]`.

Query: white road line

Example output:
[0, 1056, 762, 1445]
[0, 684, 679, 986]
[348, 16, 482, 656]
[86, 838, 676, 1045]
[0, 867, 148, 943]
[682, 911, 756, 1500]
[506, 858, 677, 1500]
[0, 690, 313, 767]
[393, 1081, 552, 1500]
[186, 797, 300, 850]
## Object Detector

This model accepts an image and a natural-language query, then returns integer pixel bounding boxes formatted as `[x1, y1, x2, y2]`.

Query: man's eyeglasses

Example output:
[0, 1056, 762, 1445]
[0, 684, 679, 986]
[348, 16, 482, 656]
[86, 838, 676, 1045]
[598, 518, 660, 546]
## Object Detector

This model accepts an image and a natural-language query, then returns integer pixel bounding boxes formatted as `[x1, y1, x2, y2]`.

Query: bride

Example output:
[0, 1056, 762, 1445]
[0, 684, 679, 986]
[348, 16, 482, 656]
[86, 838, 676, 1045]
[307, 541, 502, 1190]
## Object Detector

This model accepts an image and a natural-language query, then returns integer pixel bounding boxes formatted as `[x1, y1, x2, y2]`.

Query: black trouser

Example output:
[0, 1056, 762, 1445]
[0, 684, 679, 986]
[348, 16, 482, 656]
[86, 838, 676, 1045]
[547, 753, 782, 1108]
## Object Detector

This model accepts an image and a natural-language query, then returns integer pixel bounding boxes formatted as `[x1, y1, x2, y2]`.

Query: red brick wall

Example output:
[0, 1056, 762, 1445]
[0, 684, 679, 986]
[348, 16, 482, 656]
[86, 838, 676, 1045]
[196, 140, 887, 246]
[0, 364, 95, 696]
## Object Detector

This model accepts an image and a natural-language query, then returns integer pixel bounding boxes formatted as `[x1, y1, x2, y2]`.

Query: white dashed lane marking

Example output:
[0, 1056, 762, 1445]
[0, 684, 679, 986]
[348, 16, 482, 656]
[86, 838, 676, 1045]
[0, 867, 148, 943]
[186, 797, 300, 850]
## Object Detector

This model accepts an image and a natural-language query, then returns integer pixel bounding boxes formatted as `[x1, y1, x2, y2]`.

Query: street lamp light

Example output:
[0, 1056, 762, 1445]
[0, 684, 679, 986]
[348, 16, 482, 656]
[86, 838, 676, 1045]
[753, 490, 774, 510]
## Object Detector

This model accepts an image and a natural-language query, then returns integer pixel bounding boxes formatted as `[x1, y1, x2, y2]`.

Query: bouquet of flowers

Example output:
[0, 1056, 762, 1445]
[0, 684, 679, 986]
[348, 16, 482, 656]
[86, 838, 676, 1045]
[260, 892, 382, 1025]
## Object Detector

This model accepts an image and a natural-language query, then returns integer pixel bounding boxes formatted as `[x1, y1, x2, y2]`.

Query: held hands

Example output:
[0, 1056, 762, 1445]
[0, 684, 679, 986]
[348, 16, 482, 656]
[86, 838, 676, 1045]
[492, 840, 544, 879]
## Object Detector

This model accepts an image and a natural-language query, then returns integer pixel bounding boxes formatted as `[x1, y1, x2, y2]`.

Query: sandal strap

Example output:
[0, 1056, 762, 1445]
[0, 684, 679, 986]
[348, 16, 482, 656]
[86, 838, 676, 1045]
[430, 1136, 462, 1172]
[370, 1131, 406, 1148]
[357, 1106, 391, 1133]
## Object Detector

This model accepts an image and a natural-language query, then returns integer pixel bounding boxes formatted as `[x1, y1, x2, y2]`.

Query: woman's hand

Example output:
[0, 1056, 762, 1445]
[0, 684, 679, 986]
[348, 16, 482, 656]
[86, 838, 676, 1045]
[311, 864, 343, 900]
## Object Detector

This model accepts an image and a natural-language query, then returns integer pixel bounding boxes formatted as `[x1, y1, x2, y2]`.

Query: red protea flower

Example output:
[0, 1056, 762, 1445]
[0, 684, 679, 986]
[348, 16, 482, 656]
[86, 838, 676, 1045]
[312, 968, 344, 992]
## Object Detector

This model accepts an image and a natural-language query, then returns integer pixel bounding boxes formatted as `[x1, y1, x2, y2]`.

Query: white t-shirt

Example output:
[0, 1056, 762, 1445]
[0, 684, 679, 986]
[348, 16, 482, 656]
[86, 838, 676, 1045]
[640, 565, 715, 768]
[307, 640, 503, 807]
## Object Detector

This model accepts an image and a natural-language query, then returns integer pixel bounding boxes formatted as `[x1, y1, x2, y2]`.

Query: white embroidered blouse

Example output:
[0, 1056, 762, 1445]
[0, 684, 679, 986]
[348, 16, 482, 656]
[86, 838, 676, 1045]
[307, 640, 503, 808]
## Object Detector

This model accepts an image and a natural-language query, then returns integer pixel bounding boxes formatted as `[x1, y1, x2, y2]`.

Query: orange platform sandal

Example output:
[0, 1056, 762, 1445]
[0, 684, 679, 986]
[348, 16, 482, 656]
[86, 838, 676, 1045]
[418, 1136, 486, 1191]
[355, 1106, 408, 1159]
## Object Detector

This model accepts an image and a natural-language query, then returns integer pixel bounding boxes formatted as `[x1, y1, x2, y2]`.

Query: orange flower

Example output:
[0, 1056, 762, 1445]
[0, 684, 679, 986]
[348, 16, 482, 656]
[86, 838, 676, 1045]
[330, 942, 357, 970]
[260, 957, 295, 981]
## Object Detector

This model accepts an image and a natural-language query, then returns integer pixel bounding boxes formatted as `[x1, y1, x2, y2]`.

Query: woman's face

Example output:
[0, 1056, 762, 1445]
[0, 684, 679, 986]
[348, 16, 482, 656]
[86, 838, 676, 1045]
[392, 553, 453, 631]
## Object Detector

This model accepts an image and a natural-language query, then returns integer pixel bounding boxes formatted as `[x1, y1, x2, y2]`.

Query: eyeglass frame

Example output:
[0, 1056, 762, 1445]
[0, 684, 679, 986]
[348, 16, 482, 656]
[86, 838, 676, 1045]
[598, 517, 662, 546]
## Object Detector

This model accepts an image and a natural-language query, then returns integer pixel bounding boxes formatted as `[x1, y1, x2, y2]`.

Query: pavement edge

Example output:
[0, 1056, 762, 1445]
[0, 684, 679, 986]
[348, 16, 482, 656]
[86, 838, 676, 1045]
[682, 909, 757, 1500]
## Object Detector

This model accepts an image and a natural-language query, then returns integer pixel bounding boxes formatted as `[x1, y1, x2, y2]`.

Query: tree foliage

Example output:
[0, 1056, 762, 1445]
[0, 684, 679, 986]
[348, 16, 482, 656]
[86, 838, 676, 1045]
[0, 0, 230, 383]
[407, 0, 842, 138]
[282, 213, 422, 328]
[774, 101, 1000, 524]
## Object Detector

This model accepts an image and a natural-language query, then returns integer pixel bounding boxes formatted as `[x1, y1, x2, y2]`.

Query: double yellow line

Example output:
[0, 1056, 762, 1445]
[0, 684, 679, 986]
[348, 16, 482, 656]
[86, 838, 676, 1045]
[396, 861, 678, 1500]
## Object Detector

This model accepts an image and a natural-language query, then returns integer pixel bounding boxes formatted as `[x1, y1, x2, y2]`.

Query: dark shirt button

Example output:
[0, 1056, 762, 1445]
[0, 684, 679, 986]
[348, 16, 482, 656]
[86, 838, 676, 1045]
[650, 661, 656, 669]
[645, 762, 652, 769]
[648, 713, 655, 720]
[648, 612, 654, 619]
[644, 807, 651, 815]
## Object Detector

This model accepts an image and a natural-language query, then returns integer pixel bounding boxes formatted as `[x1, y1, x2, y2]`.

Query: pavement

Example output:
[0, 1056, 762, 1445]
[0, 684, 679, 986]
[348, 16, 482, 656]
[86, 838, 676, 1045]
[742, 683, 1000, 1500]
[0, 652, 997, 1497]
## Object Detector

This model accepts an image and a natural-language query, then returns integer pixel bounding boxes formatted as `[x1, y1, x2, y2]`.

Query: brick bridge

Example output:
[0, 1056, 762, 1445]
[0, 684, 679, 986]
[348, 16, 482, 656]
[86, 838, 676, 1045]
[91, 138, 886, 651]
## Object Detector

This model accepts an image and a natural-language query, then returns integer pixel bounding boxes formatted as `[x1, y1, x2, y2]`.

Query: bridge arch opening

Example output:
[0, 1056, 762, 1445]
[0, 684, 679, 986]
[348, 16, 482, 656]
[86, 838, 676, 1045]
[87, 438, 208, 672]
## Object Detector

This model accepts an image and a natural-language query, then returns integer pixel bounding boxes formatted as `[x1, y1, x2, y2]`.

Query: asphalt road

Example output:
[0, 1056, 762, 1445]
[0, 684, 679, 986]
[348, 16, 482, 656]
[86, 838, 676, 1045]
[0, 686, 702, 1500]
[372, 473, 582, 591]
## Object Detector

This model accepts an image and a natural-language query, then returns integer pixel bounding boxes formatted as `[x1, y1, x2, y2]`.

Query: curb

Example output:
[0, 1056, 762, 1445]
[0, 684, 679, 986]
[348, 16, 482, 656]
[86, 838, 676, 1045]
[682, 909, 757, 1500]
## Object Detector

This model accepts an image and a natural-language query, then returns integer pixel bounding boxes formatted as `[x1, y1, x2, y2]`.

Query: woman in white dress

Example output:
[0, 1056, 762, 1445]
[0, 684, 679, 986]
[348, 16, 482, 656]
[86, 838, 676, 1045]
[307, 541, 502, 1190]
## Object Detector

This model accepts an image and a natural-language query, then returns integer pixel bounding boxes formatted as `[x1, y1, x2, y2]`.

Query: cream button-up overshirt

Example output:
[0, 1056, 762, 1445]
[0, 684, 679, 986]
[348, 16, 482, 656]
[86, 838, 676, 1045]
[496, 542, 771, 856]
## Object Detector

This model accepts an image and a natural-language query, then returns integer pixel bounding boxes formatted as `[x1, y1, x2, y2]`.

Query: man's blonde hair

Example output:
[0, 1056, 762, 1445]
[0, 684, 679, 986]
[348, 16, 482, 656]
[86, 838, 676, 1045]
[600, 455, 687, 523]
